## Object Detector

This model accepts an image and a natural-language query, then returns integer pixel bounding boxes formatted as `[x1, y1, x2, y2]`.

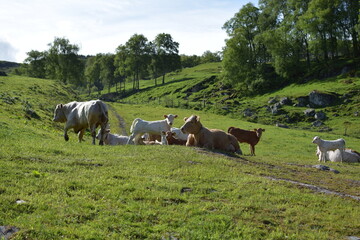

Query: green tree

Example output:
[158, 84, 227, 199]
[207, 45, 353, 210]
[24, 50, 46, 78]
[150, 33, 181, 85]
[180, 54, 201, 68]
[200, 51, 222, 63]
[222, 3, 262, 92]
[46, 37, 84, 86]
[115, 34, 151, 90]
[84, 55, 102, 95]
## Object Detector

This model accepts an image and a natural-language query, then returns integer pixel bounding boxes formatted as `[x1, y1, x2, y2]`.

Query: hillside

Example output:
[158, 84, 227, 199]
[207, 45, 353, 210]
[104, 62, 360, 138]
[0, 74, 360, 239]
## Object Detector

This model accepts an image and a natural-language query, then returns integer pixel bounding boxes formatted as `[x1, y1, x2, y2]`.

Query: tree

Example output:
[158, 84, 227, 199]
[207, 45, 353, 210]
[222, 3, 262, 92]
[46, 37, 84, 86]
[115, 34, 151, 90]
[24, 50, 46, 78]
[180, 54, 201, 68]
[200, 51, 222, 63]
[150, 33, 181, 85]
[84, 55, 102, 95]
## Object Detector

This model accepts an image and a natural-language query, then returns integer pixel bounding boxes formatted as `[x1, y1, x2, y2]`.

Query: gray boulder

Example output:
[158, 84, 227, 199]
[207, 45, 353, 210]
[304, 108, 316, 117]
[315, 111, 326, 120]
[309, 90, 338, 107]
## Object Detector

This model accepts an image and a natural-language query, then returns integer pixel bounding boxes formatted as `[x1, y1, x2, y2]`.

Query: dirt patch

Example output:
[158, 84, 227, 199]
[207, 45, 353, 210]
[107, 104, 127, 135]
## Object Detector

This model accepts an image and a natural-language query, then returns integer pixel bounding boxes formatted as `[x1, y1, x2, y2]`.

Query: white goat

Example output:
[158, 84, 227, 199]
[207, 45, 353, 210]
[316, 148, 360, 163]
[312, 136, 345, 162]
[96, 129, 129, 145]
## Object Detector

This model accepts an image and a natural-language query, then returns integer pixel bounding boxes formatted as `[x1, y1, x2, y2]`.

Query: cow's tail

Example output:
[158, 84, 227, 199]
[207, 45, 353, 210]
[130, 118, 140, 134]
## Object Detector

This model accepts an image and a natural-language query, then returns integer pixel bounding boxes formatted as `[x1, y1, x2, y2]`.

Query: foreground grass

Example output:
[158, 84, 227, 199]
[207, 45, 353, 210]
[0, 75, 359, 239]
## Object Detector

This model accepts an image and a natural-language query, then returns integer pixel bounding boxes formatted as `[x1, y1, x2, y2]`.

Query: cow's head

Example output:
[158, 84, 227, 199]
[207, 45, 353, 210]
[53, 104, 67, 122]
[180, 115, 202, 134]
[255, 128, 265, 138]
[312, 136, 320, 144]
[96, 129, 110, 141]
[164, 114, 178, 126]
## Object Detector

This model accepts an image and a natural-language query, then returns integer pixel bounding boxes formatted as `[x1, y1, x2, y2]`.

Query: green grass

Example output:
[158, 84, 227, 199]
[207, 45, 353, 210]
[0, 74, 360, 239]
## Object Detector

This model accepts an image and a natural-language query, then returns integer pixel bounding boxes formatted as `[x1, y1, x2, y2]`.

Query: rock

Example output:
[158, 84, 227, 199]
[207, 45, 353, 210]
[312, 165, 340, 174]
[347, 237, 360, 240]
[276, 123, 289, 128]
[0, 226, 19, 239]
[304, 108, 316, 117]
[312, 120, 323, 127]
[268, 97, 277, 104]
[309, 90, 338, 107]
[270, 103, 282, 115]
[279, 97, 292, 106]
[243, 108, 254, 117]
[295, 96, 309, 107]
[355, 111, 359, 117]
[314, 111, 326, 120]
[0, 71, 7, 76]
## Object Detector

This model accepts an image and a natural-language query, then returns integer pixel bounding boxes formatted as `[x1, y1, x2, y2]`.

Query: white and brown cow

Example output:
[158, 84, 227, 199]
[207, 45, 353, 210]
[53, 100, 108, 145]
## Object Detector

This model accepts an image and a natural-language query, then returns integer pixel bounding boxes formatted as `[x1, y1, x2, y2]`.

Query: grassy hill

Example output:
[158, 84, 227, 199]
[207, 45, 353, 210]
[0, 74, 360, 239]
[102, 62, 360, 139]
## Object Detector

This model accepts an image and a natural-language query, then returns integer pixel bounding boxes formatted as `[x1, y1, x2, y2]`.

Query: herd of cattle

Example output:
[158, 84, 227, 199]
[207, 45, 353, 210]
[52, 100, 360, 162]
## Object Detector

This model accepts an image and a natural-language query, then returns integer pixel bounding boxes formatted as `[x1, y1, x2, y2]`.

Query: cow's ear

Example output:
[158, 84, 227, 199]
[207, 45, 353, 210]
[196, 116, 200, 122]
[254, 129, 257, 131]
[60, 104, 63, 108]
[262, 129, 265, 132]
[174, 115, 178, 118]
[164, 115, 168, 118]
[184, 117, 188, 122]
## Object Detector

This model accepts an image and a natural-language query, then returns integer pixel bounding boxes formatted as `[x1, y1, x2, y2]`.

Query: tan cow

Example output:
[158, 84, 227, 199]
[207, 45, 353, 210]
[53, 100, 108, 145]
[180, 115, 242, 154]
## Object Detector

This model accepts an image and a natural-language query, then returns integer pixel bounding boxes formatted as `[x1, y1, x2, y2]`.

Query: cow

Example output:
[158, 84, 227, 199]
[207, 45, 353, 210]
[316, 148, 360, 163]
[96, 129, 129, 145]
[180, 115, 242, 154]
[228, 127, 265, 156]
[53, 100, 108, 145]
[127, 114, 178, 145]
[170, 127, 189, 141]
[312, 136, 345, 162]
[163, 131, 187, 145]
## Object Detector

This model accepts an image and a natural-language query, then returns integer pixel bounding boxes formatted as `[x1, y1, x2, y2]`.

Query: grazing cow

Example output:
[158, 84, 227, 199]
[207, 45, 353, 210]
[312, 136, 346, 162]
[228, 127, 265, 156]
[96, 129, 129, 145]
[171, 127, 189, 141]
[163, 131, 187, 145]
[180, 115, 241, 153]
[53, 100, 108, 145]
[316, 148, 360, 163]
[127, 114, 178, 145]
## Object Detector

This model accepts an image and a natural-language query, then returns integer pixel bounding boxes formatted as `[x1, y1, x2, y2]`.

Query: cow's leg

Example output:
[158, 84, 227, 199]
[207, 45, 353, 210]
[98, 122, 107, 146]
[78, 129, 85, 142]
[89, 124, 97, 145]
[127, 133, 136, 145]
[251, 145, 255, 156]
[63, 124, 72, 141]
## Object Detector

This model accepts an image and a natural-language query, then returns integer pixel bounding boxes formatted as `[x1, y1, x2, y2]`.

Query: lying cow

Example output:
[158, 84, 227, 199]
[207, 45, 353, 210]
[127, 114, 177, 145]
[228, 127, 265, 156]
[96, 129, 129, 145]
[312, 136, 345, 162]
[316, 148, 360, 163]
[171, 127, 189, 141]
[163, 131, 187, 145]
[53, 100, 108, 145]
[180, 115, 241, 153]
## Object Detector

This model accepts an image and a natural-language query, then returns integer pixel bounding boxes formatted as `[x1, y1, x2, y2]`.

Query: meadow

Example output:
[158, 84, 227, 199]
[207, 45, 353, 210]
[0, 75, 359, 239]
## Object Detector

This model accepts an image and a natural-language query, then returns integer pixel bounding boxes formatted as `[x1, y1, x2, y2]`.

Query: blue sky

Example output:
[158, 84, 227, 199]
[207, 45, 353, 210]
[0, 0, 256, 62]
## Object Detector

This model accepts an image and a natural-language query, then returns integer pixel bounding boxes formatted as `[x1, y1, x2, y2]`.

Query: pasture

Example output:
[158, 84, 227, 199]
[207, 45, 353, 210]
[0, 75, 359, 239]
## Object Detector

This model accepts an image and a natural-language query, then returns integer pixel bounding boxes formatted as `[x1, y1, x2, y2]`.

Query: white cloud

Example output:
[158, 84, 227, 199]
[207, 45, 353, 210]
[0, 0, 255, 62]
[0, 39, 18, 62]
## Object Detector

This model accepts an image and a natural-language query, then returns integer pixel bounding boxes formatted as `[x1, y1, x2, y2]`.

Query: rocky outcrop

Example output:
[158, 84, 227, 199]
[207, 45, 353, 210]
[309, 90, 338, 107]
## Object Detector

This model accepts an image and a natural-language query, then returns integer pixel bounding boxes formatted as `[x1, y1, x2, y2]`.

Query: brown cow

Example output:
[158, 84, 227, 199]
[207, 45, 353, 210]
[180, 115, 242, 154]
[163, 131, 187, 145]
[228, 127, 265, 156]
[53, 100, 108, 145]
